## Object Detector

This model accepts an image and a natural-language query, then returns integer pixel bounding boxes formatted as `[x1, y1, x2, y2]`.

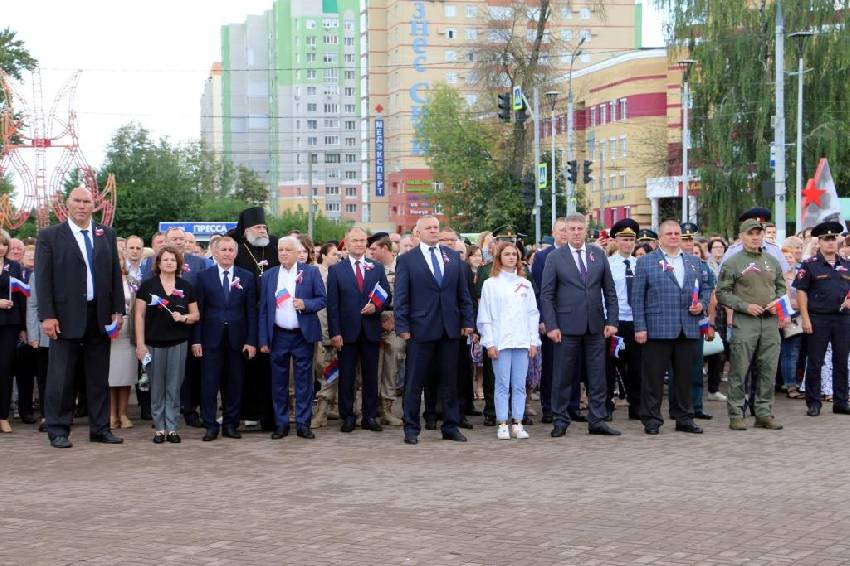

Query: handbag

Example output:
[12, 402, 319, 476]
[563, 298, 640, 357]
[703, 335, 724, 357]
[782, 317, 804, 339]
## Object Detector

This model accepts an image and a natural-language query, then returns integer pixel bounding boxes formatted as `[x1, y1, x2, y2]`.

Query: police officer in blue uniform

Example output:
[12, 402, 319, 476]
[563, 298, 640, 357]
[793, 221, 850, 416]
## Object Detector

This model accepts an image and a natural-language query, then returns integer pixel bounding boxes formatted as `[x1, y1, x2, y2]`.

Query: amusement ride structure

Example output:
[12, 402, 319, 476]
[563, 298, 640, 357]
[0, 68, 116, 231]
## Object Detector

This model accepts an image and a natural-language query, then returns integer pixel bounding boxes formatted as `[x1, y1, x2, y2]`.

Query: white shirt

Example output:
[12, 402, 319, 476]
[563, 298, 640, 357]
[218, 264, 235, 287]
[274, 263, 300, 330]
[607, 254, 635, 321]
[662, 248, 685, 287]
[567, 244, 587, 274]
[348, 254, 365, 281]
[477, 271, 541, 350]
[419, 242, 444, 278]
[68, 220, 95, 301]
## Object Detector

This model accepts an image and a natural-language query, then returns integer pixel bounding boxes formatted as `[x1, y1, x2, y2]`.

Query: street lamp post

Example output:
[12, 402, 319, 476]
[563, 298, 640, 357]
[789, 30, 813, 233]
[566, 36, 586, 216]
[676, 59, 696, 224]
[546, 90, 559, 229]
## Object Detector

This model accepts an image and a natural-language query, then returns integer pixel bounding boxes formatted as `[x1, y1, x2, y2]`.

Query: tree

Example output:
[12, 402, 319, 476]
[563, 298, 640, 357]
[659, 0, 850, 236]
[0, 27, 37, 104]
[267, 209, 349, 244]
[234, 165, 269, 207]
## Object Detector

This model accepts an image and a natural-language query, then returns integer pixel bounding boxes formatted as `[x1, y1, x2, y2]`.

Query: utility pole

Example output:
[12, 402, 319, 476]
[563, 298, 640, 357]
[599, 147, 606, 226]
[532, 87, 542, 245]
[677, 59, 696, 224]
[307, 151, 314, 239]
[774, 0, 788, 241]
[790, 30, 813, 233]
[565, 37, 585, 216]
[546, 91, 559, 229]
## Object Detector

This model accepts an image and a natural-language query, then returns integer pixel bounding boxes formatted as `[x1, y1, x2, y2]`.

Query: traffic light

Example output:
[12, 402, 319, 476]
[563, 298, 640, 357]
[566, 160, 578, 184]
[583, 160, 593, 184]
[520, 175, 535, 208]
[515, 99, 528, 125]
[497, 92, 512, 122]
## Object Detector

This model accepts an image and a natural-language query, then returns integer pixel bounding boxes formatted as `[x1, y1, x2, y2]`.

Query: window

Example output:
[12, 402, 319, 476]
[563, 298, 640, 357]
[444, 4, 456, 17]
[325, 153, 341, 164]
[325, 186, 339, 195]
[344, 37, 354, 46]
[560, 7, 572, 18]
[345, 137, 357, 147]
[560, 29, 573, 41]
[466, 51, 475, 62]
[620, 136, 627, 158]
[345, 173, 358, 183]
[345, 204, 357, 213]
[445, 50, 457, 62]
[307, 69, 316, 80]
[344, 53, 355, 63]
[344, 104, 356, 113]
[324, 85, 339, 96]
[306, 36, 316, 47]
[345, 186, 357, 196]
[324, 52, 337, 63]
[609, 100, 617, 122]
[323, 18, 339, 29]
[307, 103, 317, 112]
[599, 104, 606, 125]
[620, 173, 628, 190]
[325, 68, 338, 81]
[446, 28, 456, 39]
[580, 29, 592, 42]
[325, 135, 340, 145]
[306, 20, 316, 29]
[580, 8, 592, 19]
[345, 120, 356, 130]
[445, 72, 458, 84]
[307, 86, 317, 95]
[466, 6, 477, 18]
[488, 6, 513, 20]
[342, 87, 354, 97]
[609, 174, 617, 189]
[344, 71, 355, 80]
[344, 20, 354, 31]
[609, 138, 616, 160]
[590, 107, 596, 128]
[619, 98, 627, 120]
[580, 53, 591, 63]
[324, 103, 339, 113]
[323, 35, 338, 45]
[327, 169, 339, 180]
[324, 118, 340, 128]
[307, 119, 318, 129]
[325, 202, 340, 212]
[307, 136, 318, 146]
[465, 94, 478, 106]
[465, 28, 477, 40]
[345, 153, 357, 163]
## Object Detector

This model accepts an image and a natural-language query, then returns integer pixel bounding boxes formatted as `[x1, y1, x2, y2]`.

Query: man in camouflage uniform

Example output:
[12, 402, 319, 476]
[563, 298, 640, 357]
[371, 235, 405, 426]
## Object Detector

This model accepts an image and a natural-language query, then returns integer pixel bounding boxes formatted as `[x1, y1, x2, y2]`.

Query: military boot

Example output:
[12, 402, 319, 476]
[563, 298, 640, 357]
[311, 397, 329, 429]
[728, 417, 747, 431]
[381, 398, 403, 426]
[754, 416, 783, 430]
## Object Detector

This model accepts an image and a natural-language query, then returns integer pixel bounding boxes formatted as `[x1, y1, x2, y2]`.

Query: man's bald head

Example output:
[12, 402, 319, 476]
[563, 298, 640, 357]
[67, 186, 94, 228]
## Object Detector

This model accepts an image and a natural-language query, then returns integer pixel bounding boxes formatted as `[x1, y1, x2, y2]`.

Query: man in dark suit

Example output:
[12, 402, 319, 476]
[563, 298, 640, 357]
[36, 187, 125, 448]
[395, 215, 475, 444]
[191, 236, 258, 441]
[540, 213, 621, 437]
[327, 226, 392, 432]
[632, 219, 711, 435]
[258, 236, 326, 440]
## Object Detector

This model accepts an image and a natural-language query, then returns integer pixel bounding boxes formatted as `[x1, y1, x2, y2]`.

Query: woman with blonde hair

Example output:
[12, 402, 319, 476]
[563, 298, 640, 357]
[108, 250, 139, 429]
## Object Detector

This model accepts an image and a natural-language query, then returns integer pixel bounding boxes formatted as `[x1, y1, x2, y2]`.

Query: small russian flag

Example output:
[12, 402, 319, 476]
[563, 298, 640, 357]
[9, 276, 30, 297]
[691, 278, 700, 305]
[275, 288, 291, 307]
[609, 336, 625, 359]
[776, 295, 795, 322]
[171, 289, 184, 298]
[323, 358, 339, 384]
[368, 282, 389, 308]
[150, 294, 170, 309]
[104, 319, 120, 339]
[699, 317, 710, 336]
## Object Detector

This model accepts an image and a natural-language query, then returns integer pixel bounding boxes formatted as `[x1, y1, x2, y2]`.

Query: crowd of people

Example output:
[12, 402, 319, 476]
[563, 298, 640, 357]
[0, 187, 848, 448]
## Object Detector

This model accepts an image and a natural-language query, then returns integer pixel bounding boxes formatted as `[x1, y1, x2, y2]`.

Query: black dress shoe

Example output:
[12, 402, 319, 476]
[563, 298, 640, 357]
[806, 405, 821, 416]
[674, 422, 703, 434]
[38, 422, 47, 433]
[166, 432, 181, 443]
[441, 430, 467, 442]
[465, 409, 483, 416]
[833, 405, 850, 415]
[644, 426, 660, 435]
[569, 412, 588, 423]
[361, 420, 383, 432]
[202, 429, 218, 441]
[222, 427, 241, 439]
[50, 435, 73, 448]
[589, 423, 622, 436]
[459, 417, 473, 429]
[90, 431, 124, 444]
[424, 417, 438, 430]
[153, 433, 166, 444]
[340, 420, 355, 433]
[404, 434, 418, 445]
[551, 424, 568, 437]
[271, 427, 289, 439]
[20, 414, 36, 425]
[694, 411, 713, 420]
[482, 415, 496, 426]
[521, 415, 534, 426]
[184, 412, 204, 428]
[541, 411, 554, 424]
[297, 427, 315, 439]
[140, 409, 152, 421]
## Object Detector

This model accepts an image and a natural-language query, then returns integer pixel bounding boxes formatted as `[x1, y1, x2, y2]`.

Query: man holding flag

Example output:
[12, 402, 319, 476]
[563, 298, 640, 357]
[716, 218, 787, 431]
[326, 227, 392, 433]
[793, 221, 850, 417]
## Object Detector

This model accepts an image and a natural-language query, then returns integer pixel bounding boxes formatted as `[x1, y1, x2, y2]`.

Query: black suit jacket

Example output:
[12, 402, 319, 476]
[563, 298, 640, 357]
[36, 221, 125, 339]
[0, 259, 26, 329]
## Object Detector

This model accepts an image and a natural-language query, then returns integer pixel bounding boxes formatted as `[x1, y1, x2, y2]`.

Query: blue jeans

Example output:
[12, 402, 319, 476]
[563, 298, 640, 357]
[780, 334, 802, 388]
[492, 348, 529, 423]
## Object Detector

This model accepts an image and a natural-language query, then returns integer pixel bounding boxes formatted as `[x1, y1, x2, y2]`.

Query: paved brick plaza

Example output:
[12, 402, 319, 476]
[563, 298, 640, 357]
[2, 396, 849, 566]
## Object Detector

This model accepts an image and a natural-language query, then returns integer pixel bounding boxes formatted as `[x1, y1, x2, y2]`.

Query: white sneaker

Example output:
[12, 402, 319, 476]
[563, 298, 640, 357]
[512, 424, 529, 439]
[706, 391, 727, 402]
[497, 424, 510, 440]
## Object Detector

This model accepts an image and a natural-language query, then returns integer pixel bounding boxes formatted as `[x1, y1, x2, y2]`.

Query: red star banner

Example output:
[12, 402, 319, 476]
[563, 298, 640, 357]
[802, 158, 844, 229]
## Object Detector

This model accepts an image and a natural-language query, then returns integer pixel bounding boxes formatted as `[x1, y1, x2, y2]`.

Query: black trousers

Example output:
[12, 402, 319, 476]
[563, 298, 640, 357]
[45, 303, 111, 439]
[552, 332, 607, 428]
[540, 334, 553, 414]
[0, 326, 19, 420]
[605, 321, 642, 417]
[805, 313, 850, 409]
[457, 339, 474, 413]
[243, 352, 275, 427]
[482, 354, 495, 418]
[180, 351, 202, 417]
[34, 347, 48, 417]
[14, 342, 37, 419]
[640, 336, 697, 428]
[338, 330, 380, 424]
[200, 327, 246, 431]
[403, 336, 459, 436]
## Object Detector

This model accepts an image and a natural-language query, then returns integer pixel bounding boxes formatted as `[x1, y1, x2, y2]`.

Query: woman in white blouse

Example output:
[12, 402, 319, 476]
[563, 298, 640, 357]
[477, 242, 541, 440]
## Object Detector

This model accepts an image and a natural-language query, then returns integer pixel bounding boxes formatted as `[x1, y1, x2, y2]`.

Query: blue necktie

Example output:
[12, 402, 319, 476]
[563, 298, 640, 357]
[429, 246, 443, 286]
[81, 229, 96, 298]
[222, 270, 230, 304]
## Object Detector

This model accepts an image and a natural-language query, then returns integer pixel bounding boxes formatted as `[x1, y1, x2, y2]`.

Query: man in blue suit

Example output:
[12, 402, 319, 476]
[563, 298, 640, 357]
[395, 215, 475, 444]
[327, 227, 392, 433]
[259, 236, 326, 440]
[191, 236, 257, 441]
[632, 219, 711, 435]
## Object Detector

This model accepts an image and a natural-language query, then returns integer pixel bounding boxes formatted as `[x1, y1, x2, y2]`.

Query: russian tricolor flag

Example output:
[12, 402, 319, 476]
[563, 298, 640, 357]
[171, 289, 184, 298]
[275, 288, 291, 308]
[323, 358, 339, 384]
[699, 317, 710, 336]
[104, 319, 120, 339]
[149, 294, 169, 308]
[691, 278, 700, 305]
[776, 295, 795, 322]
[369, 282, 388, 308]
[9, 276, 30, 297]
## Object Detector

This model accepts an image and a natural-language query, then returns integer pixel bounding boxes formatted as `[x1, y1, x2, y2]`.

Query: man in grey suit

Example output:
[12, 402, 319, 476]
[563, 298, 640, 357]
[541, 213, 621, 437]
[632, 219, 711, 435]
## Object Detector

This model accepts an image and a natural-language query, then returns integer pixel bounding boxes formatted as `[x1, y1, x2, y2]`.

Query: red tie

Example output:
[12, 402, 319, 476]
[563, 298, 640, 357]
[355, 260, 364, 292]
